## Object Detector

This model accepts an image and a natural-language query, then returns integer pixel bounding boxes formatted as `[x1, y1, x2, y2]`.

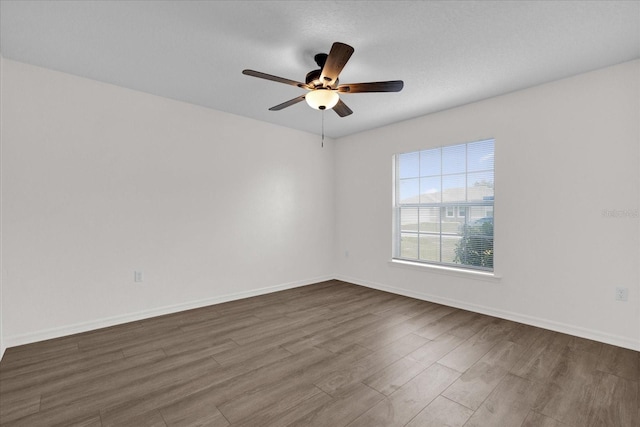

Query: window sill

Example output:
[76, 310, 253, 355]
[388, 259, 502, 282]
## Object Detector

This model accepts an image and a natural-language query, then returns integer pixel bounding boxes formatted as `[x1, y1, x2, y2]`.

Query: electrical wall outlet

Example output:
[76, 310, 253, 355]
[134, 271, 143, 283]
[615, 287, 628, 301]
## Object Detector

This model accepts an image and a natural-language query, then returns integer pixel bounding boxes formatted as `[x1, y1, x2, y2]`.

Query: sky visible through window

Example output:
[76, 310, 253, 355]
[398, 139, 494, 203]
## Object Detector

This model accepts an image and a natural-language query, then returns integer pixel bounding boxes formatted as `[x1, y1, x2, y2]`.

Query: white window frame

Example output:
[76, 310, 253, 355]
[393, 139, 495, 272]
[446, 206, 455, 218]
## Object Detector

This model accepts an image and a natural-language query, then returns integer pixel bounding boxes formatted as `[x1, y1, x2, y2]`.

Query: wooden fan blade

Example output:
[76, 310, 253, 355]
[243, 69, 310, 89]
[320, 42, 354, 87]
[269, 95, 306, 111]
[333, 99, 353, 117]
[338, 80, 404, 93]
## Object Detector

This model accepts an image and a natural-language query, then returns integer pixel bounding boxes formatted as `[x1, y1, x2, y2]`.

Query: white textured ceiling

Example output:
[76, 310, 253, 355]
[1, 1, 639, 138]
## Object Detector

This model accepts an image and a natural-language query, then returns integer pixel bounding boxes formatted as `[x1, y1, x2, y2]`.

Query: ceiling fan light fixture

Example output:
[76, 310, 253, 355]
[305, 88, 339, 110]
[243, 42, 402, 118]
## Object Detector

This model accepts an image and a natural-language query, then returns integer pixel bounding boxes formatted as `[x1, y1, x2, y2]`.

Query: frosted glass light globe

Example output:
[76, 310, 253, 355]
[305, 89, 339, 110]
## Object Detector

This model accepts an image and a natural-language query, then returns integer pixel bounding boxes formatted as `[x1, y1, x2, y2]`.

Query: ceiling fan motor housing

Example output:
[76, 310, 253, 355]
[305, 68, 338, 89]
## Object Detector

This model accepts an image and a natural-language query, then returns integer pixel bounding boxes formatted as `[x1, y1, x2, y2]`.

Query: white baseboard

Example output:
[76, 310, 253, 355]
[335, 274, 640, 352]
[4, 274, 638, 353]
[4, 275, 333, 350]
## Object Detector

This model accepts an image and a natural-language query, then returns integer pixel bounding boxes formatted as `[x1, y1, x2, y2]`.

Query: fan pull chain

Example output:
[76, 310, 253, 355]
[321, 110, 325, 148]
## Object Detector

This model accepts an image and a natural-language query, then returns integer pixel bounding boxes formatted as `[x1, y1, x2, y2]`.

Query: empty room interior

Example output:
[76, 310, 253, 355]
[0, 1, 639, 426]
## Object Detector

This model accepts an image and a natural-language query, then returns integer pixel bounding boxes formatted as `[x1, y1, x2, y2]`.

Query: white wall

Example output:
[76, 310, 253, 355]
[335, 60, 640, 350]
[1, 55, 5, 360]
[2, 58, 638, 358]
[0, 59, 335, 349]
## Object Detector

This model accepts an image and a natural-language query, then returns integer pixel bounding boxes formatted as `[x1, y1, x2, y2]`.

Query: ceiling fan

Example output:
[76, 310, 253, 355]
[242, 42, 403, 117]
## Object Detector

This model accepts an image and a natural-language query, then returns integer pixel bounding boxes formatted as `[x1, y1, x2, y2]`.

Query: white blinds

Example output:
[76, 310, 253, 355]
[395, 139, 495, 270]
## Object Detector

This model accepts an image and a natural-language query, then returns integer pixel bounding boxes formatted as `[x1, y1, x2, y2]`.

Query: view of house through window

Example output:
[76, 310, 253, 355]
[393, 139, 495, 271]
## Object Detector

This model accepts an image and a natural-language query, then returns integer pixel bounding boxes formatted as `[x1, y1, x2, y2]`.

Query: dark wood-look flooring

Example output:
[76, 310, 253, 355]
[1, 280, 638, 427]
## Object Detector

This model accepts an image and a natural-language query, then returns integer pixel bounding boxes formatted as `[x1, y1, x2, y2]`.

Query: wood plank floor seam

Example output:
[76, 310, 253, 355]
[0, 280, 637, 427]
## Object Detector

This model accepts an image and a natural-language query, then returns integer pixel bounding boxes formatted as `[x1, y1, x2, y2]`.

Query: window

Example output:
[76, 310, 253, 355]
[394, 139, 494, 271]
